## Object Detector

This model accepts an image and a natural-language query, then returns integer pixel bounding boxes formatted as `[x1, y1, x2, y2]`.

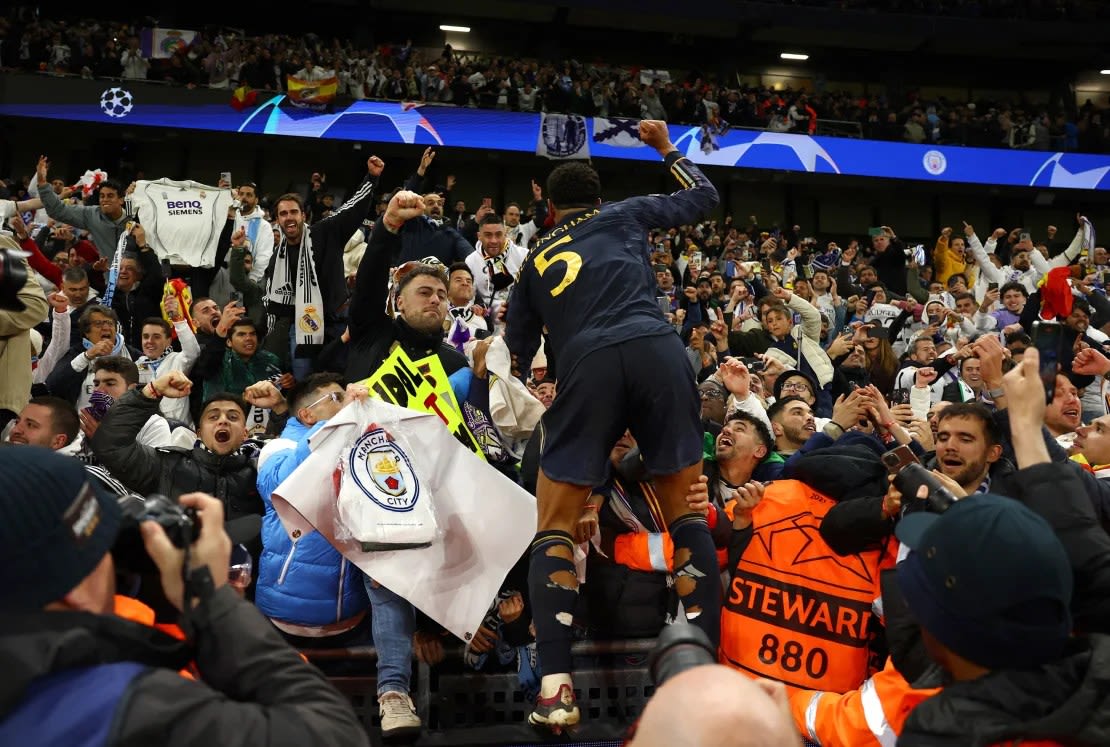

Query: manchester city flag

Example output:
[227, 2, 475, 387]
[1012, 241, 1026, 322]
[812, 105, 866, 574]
[271, 398, 537, 641]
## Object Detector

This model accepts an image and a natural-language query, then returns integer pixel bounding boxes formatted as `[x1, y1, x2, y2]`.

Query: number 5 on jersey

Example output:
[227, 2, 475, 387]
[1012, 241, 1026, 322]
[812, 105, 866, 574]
[533, 234, 582, 297]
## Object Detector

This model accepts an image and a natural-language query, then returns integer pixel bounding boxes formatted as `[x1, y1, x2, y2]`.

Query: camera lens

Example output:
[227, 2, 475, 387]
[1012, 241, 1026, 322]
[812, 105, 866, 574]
[0, 249, 30, 312]
[648, 624, 716, 688]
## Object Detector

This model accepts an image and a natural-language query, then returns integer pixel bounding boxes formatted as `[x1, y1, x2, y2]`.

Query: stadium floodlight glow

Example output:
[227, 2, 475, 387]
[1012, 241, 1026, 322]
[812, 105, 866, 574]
[439, 25, 471, 33]
[780, 53, 809, 61]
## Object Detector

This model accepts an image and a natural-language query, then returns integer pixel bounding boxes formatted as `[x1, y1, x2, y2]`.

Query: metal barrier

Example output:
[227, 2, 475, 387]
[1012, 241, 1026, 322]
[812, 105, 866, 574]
[815, 118, 864, 138]
[303, 639, 656, 746]
[305, 639, 823, 745]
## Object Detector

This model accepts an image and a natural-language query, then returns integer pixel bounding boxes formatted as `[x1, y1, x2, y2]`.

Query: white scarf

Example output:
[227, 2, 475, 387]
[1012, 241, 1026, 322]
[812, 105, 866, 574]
[268, 231, 325, 347]
[102, 221, 134, 308]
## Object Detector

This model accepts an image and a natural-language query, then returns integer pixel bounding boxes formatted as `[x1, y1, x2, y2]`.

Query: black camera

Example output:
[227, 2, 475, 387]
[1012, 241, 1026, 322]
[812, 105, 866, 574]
[648, 623, 716, 688]
[112, 493, 201, 574]
[880, 445, 958, 514]
[0, 246, 29, 311]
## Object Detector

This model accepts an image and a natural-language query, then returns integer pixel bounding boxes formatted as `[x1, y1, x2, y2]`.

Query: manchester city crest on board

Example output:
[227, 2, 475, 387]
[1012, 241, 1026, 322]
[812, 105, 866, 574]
[349, 428, 420, 512]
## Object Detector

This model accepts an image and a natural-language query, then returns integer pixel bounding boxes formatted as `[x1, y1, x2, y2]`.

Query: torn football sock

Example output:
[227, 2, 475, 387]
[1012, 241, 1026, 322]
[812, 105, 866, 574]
[528, 529, 578, 678]
[669, 513, 722, 648]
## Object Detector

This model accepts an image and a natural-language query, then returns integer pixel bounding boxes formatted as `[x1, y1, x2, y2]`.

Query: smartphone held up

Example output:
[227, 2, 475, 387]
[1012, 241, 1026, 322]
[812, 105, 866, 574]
[1031, 320, 1064, 404]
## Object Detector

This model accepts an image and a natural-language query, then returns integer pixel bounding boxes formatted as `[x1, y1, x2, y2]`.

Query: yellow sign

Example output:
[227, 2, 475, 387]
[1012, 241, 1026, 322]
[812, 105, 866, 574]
[360, 346, 485, 462]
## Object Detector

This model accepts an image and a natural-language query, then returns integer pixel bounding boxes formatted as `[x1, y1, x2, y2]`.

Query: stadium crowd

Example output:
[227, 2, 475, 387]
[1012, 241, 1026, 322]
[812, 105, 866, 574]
[1, 119, 1110, 745]
[2, 11, 1108, 153]
[753, 0, 1109, 19]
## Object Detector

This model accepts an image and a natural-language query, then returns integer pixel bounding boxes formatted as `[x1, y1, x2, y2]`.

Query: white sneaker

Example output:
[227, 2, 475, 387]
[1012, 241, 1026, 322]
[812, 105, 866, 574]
[379, 691, 421, 739]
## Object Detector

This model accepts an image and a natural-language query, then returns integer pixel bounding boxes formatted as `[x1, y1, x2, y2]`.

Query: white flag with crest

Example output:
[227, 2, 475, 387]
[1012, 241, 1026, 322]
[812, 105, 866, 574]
[536, 113, 590, 160]
[271, 398, 537, 641]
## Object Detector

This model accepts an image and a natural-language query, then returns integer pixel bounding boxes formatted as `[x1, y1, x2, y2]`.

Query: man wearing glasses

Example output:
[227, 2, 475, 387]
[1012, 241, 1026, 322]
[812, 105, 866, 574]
[47, 304, 140, 411]
[254, 372, 425, 738]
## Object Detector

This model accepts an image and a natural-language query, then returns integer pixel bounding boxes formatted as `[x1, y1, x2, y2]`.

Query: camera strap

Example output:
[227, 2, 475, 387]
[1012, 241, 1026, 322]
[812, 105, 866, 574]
[179, 522, 216, 636]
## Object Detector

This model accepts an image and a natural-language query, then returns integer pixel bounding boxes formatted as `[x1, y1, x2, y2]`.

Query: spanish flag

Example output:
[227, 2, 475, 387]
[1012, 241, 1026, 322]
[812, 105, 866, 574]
[1038, 266, 1073, 321]
[161, 278, 195, 337]
[286, 75, 338, 107]
[230, 84, 258, 111]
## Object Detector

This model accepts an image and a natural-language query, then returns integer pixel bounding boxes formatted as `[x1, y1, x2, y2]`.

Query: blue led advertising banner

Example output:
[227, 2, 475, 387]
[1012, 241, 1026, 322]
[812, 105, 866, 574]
[2, 74, 1108, 191]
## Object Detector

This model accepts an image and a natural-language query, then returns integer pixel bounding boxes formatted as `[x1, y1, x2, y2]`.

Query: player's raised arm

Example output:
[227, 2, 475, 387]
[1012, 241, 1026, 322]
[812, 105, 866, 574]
[624, 120, 720, 229]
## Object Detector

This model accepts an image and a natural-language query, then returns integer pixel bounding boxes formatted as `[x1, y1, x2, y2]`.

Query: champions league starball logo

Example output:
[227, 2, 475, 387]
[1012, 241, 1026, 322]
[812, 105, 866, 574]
[677, 129, 841, 173]
[99, 87, 134, 119]
[349, 428, 421, 512]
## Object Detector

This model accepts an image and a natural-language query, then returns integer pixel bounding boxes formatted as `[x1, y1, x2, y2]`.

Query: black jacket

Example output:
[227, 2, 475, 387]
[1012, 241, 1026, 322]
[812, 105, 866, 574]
[399, 170, 493, 264]
[112, 247, 165, 349]
[900, 634, 1110, 747]
[397, 215, 473, 266]
[819, 453, 1019, 557]
[1009, 461, 1110, 635]
[90, 390, 263, 520]
[262, 172, 378, 322]
[869, 238, 909, 297]
[345, 219, 468, 382]
[188, 329, 227, 422]
[0, 588, 368, 747]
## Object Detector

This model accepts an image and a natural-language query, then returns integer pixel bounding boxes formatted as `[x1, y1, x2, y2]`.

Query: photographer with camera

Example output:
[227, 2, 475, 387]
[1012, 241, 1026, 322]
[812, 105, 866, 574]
[0, 447, 368, 746]
[628, 625, 800, 746]
[820, 336, 1017, 556]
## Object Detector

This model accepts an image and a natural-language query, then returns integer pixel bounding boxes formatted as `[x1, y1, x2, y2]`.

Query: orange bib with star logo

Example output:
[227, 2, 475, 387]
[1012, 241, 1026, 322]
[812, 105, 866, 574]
[720, 480, 887, 693]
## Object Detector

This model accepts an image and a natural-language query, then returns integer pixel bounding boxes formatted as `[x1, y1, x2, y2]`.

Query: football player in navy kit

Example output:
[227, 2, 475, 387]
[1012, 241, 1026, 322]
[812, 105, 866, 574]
[505, 120, 720, 729]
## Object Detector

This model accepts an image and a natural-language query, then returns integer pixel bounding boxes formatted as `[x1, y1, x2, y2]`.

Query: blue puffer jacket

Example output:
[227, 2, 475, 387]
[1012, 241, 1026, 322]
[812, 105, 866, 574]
[256, 418, 369, 627]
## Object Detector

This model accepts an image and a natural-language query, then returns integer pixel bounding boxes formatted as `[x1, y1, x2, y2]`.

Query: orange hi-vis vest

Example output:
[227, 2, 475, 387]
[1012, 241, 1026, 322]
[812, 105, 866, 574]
[792, 657, 1065, 747]
[612, 504, 731, 573]
[791, 656, 936, 746]
[113, 594, 193, 679]
[720, 480, 891, 693]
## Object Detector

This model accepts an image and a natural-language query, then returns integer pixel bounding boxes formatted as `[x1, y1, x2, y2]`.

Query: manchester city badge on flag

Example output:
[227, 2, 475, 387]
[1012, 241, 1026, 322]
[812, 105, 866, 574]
[271, 398, 537, 641]
[537, 113, 590, 160]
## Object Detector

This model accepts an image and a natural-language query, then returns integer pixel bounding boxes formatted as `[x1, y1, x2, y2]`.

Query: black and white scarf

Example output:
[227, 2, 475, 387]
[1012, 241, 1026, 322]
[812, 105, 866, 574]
[267, 232, 325, 347]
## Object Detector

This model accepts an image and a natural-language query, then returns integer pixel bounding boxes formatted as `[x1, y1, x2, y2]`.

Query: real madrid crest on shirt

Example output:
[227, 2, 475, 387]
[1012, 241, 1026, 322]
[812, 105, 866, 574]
[349, 428, 420, 512]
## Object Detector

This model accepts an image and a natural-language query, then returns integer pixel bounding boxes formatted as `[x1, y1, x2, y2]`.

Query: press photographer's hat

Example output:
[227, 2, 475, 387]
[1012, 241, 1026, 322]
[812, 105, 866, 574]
[895, 493, 1072, 669]
[0, 447, 121, 611]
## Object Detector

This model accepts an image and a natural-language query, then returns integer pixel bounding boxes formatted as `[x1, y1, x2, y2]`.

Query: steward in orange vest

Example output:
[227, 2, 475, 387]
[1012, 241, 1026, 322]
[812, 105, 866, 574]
[789, 488, 1110, 747]
[720, 479, 892, 694]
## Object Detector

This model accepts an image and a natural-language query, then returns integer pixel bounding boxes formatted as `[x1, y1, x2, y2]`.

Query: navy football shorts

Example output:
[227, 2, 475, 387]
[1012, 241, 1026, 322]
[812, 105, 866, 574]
[540, 332, 703, 486]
